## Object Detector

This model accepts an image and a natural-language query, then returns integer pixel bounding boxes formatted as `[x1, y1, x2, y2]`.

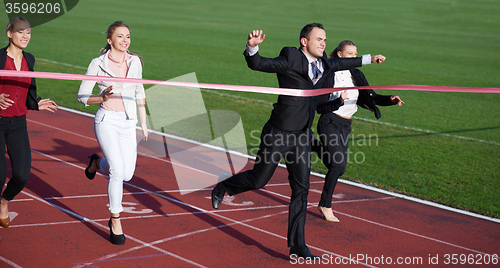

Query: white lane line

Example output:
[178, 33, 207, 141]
[24, 148, 500, 265]
[334, 210, 499, 257]
[29, 146, 375, 267]
[93, 204, 377, 268]
[32, 107, 500, 224]
[27, 117, 217, 178]
[49, 106, 499, 224]
[44, 192, 148, 200]
[267, 188, 499, 257]
[185, 91, 500, 146]
[39, 58, 499, 146]
[97, 181, 377, 268]
[19, 188, 207, 268]
[37, 58, 87, 70]
[353, 116, 500, 146]
[28, 106, 499, 265]
[324, 173, 500, 224]
[11, 195, 398, 229]
[29, 150, 206, 267]
[27, 119, 95, 141]
[29, 148, 489, 268]
[27, 150, 207, 267]
[200, 93, 500, 146]
[9, 198, 33, 202]
[8, 204, 291, 229]
[260, 188, 395, 205]
[0, 256, 23, 268]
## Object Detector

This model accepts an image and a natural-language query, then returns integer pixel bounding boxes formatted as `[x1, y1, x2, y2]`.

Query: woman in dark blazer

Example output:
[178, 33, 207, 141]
[314, 40, 404, 222]
[0, 17, 57, 233]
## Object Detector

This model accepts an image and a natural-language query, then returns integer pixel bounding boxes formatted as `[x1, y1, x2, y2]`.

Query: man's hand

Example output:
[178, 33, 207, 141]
[371, 54, 386, 64]
[391, 95, 404, 106]
[248, 30, 265, 48]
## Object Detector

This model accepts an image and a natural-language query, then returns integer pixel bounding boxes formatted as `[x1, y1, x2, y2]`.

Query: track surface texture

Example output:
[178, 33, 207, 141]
[0, 108, 498, 267]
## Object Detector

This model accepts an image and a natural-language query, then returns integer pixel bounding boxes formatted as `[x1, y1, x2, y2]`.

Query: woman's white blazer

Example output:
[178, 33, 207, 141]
[77, 51, 145, 120]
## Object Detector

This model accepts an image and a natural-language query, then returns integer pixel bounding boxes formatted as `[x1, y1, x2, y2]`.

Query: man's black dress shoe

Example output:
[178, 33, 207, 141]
[211, 182, 226, 209]
[289, 245, 321, 259]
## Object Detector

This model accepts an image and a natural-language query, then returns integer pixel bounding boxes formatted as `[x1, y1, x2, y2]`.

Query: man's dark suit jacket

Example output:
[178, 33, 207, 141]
[245, 47, 362, 132]
[316, 68, 396, 119]
[0, 46, 39, 111]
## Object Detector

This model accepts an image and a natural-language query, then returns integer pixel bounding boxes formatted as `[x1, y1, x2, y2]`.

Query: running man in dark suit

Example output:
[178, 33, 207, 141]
[211, 23, 386, 259]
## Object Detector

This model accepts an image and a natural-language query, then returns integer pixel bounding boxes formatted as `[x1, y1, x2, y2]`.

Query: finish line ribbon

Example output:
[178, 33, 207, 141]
[1, 70, 499, 96]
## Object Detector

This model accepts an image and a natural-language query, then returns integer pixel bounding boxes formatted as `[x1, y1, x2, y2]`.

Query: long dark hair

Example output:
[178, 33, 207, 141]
[100, 21, 143, 66]
[328, 40, 356, 59]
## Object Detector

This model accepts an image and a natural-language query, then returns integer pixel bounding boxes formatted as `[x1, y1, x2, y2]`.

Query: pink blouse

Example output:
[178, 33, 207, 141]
[101, 53, 131, 112]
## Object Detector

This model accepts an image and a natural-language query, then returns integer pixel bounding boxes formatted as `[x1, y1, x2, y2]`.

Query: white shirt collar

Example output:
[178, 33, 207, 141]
[301, 50, 320, 66]
[302, 50, 324, 80]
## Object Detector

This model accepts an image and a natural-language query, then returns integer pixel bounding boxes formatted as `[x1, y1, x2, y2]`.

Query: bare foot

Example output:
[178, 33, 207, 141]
[318, 206, 339, 222]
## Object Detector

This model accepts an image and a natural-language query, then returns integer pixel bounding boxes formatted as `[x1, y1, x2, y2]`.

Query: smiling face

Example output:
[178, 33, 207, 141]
[6, 19, 31, 50]
[107, 26, 130, 53]
[7, 28, 31, 49]
[5, 18, 31, 50]
[301, 27, 326, 60]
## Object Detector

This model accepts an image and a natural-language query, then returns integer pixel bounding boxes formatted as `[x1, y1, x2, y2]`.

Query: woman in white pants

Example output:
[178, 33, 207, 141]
[77, 21, 148, 245]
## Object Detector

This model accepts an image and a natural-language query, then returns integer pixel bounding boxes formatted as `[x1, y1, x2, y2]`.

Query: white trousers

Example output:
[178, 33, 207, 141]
[94, 108, 138, 214]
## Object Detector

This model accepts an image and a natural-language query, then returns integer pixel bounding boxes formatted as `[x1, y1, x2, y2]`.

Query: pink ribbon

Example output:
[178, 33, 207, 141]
[1, 70, 499, 96]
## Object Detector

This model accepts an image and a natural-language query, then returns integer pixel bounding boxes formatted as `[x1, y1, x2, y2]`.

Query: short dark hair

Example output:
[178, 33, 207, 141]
[299, 23, 324, 47]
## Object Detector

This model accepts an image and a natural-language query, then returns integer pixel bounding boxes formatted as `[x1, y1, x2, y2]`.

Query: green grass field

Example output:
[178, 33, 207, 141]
[1, 0, 498, 217]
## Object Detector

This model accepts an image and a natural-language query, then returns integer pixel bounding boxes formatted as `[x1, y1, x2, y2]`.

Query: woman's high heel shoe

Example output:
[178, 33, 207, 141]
[0, 215, 10, 228]
[108, 216, 125, 245]
[0, 198, 10, 228]
[84, 154, 100, 180]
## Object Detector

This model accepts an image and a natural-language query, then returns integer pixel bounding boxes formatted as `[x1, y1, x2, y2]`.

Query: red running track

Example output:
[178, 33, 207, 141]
[0, 108, 498, 267]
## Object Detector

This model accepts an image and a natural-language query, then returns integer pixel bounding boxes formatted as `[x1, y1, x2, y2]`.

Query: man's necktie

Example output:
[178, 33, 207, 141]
[311, 61, 322, 85]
